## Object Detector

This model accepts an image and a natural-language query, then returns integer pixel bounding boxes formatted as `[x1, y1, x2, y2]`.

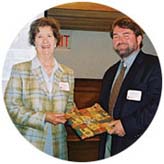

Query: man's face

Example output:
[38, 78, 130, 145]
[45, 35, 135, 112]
[112, 26, 142, 58]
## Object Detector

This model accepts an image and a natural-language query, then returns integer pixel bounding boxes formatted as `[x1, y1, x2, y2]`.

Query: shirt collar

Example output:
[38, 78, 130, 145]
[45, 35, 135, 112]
[121, 50, 140, 67]
[32, 56, 64, 72]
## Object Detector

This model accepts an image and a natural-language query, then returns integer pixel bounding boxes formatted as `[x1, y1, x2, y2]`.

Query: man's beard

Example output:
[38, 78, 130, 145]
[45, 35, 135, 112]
[114, 44, 135, 58]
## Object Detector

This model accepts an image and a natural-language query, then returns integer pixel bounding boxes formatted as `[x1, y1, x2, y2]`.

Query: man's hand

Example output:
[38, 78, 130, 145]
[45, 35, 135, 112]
[107, 120, 126, 137]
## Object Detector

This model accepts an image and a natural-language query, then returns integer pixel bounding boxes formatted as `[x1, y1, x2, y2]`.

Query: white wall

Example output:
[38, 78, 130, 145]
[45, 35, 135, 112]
[55, 30, 157, 79]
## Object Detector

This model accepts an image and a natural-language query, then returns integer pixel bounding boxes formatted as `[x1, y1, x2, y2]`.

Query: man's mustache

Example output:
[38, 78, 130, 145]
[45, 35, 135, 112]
[116, 43, 128, 47]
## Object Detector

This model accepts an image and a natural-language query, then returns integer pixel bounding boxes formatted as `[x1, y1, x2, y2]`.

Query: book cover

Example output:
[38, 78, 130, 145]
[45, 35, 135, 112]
[65, 103, 113, 139]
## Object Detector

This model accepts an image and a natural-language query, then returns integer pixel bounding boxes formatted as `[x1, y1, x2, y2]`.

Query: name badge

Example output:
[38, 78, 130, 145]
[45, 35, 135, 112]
[127, 90, 142, 101]
[59, 82, 70, 91]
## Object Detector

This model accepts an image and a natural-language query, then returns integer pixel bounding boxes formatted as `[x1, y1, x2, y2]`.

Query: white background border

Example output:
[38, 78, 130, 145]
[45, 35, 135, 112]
[0, 0, 164, 164]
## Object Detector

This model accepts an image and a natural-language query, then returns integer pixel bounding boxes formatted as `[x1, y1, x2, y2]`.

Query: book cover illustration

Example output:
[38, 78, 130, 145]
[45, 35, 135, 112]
[65, 103, 113, 139]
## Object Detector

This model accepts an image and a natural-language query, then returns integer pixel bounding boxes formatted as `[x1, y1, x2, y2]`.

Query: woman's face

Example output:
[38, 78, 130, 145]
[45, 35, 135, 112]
[34, 26, 57, 57]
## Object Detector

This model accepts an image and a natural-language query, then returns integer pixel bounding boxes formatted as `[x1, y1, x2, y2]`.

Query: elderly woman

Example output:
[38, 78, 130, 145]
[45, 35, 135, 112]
[4, 17, 75, 160]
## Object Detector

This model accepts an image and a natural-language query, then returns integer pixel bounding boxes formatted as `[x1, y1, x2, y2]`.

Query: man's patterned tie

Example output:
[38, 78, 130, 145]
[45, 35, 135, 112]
[109, 62, 127, 116]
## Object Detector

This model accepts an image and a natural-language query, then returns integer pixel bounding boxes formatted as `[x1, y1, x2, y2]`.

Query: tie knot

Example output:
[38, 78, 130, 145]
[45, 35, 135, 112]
[121, 61, 127, 70]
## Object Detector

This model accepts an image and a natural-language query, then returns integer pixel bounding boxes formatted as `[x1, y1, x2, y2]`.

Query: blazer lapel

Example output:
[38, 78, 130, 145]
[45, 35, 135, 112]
[32, 67, 49, 95]
[121, 52, 144, 91]
[52, 67, 63, 93]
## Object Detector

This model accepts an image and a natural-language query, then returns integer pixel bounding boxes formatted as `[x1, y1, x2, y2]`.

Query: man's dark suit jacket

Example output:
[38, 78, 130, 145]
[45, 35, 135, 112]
[99, 50, 162, 158]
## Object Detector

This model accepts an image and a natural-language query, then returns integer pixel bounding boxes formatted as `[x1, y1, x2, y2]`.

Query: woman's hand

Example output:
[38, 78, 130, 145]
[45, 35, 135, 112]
[45, 112, 67, 125]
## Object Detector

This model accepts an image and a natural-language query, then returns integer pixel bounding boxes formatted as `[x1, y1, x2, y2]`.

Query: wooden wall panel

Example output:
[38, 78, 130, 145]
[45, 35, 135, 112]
[45, 3, 125, 31]
[74, 78, 102, 108]
[56, 2, 116, 11]
[66, 78, 102, 162]
[68, 141, 99, 162]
